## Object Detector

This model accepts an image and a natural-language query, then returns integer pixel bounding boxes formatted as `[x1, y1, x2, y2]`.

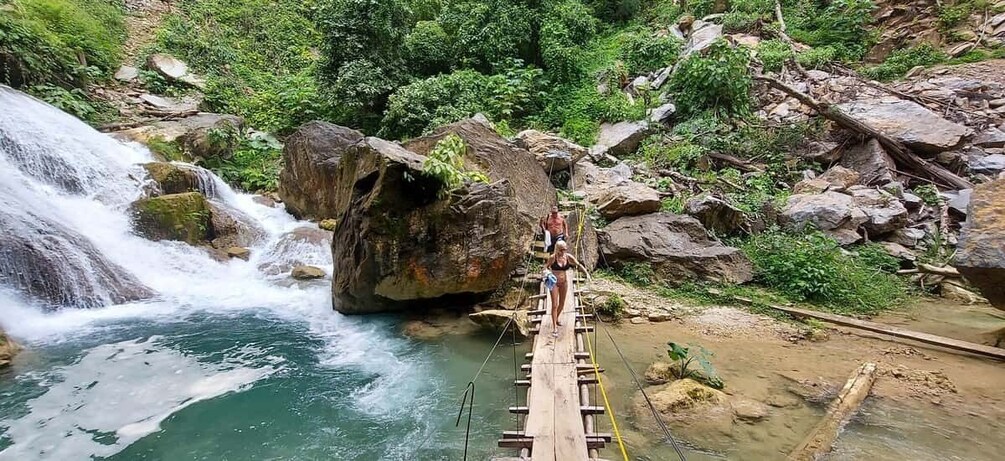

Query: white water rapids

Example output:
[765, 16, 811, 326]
[0, 86, 447, 460]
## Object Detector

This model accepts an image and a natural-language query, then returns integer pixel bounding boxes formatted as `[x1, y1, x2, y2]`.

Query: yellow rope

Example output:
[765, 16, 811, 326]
[584, 316, 630, 461]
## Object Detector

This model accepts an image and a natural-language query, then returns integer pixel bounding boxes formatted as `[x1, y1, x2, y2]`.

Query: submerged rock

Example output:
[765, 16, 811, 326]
[599, 213, 753, 284]
[207, 201, 267, 249]
[142, 162, 221, 197]
[257, 226, 332, 276]
[955, 178, 1005, 308]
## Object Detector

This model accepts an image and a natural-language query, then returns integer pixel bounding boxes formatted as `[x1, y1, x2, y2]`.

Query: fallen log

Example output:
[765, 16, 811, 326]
[754, 302, 1005, 361]
[787, 362, 877, 461]
[753, 75, 973, 190]
[917, 263, 961, 277]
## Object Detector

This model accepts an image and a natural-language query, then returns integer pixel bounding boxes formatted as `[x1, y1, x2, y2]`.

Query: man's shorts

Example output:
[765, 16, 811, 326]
[546, 233, 566, 253]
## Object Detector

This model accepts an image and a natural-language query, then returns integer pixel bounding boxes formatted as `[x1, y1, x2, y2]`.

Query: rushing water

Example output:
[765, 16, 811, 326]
[0, 86, 523, 460]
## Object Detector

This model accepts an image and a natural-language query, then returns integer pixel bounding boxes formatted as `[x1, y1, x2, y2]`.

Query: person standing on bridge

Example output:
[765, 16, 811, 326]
[540, 205, 569, 253]
[543, 241, 590, 338]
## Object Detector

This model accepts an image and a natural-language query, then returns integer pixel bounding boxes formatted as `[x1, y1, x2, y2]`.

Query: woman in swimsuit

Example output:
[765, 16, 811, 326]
[542, 241, 590, 337]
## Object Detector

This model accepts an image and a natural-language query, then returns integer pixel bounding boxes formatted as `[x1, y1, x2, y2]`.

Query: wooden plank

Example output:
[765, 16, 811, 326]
[761, 303, 1005, 361]
[788, 363, 877, 461]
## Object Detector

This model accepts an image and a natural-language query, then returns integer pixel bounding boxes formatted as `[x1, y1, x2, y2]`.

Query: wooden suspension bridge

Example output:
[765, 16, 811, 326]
[492, 243, 616, 461]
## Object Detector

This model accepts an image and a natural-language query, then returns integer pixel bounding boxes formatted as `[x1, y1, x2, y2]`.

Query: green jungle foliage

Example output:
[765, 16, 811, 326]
[861, 44, 948, 81]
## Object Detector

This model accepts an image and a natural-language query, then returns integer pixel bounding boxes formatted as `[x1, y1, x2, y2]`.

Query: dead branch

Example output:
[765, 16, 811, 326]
[706, 151, 764, 173]
[754, 74, 974, 190]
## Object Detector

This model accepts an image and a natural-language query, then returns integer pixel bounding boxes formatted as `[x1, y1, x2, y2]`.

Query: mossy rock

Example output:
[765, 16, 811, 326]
[130, 192, 212, 244]
[142, 162, 202, 195]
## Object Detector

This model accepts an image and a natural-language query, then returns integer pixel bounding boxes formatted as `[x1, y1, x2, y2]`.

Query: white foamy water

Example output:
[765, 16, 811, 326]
[0, 86, 436, 460]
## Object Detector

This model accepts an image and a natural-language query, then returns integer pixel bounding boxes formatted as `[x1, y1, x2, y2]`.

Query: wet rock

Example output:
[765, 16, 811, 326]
[590, 121, 649, 158]
[1, 207, 153, 309]
[469, 309, 530, 338]
[596, 181, 662, 219]
[836, 98, 972, 153]
[226, 247, 251, 261]
[208, 201, 267, 249]
[251, 195, 277, 208]
[955, 178, 1005, 308]
[318, 219, 338, 232]
[648, 311, 672, 322]
[840, 139, 896, 186]
[645, 362, 674, 385]
[142, 162, 219, 197]
[633, 379, 735, 438]
[291, 265, 326, 280]
[116, 113, 242, 160]
[514, 129, 587, 173]
[599, 213, 753, 284]
[685, 195, 746, 235]
[731, 398, 770, 423]
[257, 226, 332, 276]
[278, 121, 362, 220]
[130, 192, 212, 244]
[847, 186, 909, 235]
[0, 329, 18, 368]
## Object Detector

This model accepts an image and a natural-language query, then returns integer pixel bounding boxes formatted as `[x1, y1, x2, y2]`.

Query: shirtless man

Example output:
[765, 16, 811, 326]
[540, 205, 568, 253]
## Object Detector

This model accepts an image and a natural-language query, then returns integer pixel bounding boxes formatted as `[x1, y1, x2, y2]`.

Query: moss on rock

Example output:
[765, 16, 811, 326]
[130, 192, 212, 244]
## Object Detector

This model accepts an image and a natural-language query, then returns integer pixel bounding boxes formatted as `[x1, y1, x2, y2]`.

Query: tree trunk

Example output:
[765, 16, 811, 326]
[788, 363, 877, 461]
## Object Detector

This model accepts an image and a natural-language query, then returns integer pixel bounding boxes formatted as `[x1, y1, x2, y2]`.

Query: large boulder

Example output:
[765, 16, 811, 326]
[685, 195, 746, 235]
[146, 53, 204, 88]
[598, 213, 753, 284]
[1, 207, 152, 309]
[596, 181, 662, 219]
[590, 121, 649, 159]
[955, 178, 1005, 308]
[130, 192, 212, 244]
[142, 162, 221, 197]
[278, 122, 363, 220]
[847, 186, 909, 235]
[514, 130, 588, 173]
[835, 98, 972, 153]
[207, 200, 268, 249]
[682, 21, 724, 57]
[331, 137, 532, 313]
[782, 191, 866, 232]
[405, 117, 556, 221]
[0, 329, 18, 368]
[840, 138, 896, 186]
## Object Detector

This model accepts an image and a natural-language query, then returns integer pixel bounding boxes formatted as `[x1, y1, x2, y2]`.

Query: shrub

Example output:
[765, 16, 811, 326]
[540, 0, 598, 82]
[0, 0, 125, 88]
[938, 4, 973, 32]
[596, 293, 626, 318]
[203, 132, 284, 192]
[796, 45, 839, 68]
[405, 21, 454, 76]
[786, 0, 876, 62]
[669, 39, 752, 117]
[619, 28, 681, 74]
[757, 39, 794, 73]
[439, 0, 534, 71]
[860, 44, 948, 82]
[615, 262, 657, 286]
[741, 229, 907, 313]
[420, 134, 489, 196]
[380, 70, 493, 139]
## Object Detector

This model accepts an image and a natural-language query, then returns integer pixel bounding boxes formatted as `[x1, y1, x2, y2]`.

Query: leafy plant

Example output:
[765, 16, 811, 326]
[666, 341, 723, 389]
[757, 39, 794, 73]
[619, 27, 681, 75]
[912, 184, 942, 206]
[27, 84, 96, 120]
[669, 39, 752, 117]
[596, 293, 626, 319]
[860, 44, 948, 82]
[785, 0, 876, 62]
[420, 134, 488, 197]
[615, 261, 657, 286]
[202, 131, 284, 192]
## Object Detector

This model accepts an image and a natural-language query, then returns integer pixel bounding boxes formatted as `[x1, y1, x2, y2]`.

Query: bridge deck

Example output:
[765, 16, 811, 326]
[524, 277, 588, 460]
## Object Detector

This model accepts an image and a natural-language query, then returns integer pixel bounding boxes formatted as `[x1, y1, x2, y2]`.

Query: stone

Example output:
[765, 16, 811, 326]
[146, 53, 187, 79]
[278, 121, 362, 220]
[405, 117, 556, 221]
[130, 192, 212, 244]
[651, 67, 673, 89]
[648, 103, 677, 124]
[826, 228, 863, 245]
[973, 128, 1005, 148]
[318, 219, 338, 231]
[208, 201, 267, 249]
[330, 134, 541, 313]
[847, 186, 909, 235]
[645, 362, 674, 385]
[878, 241, 915, 261]
[142, 162, 218, 197]
[793, 178, 832, 195]
[469, 309, 531, 338]
[685, 195, 746, 235]
[630, 316, 646, 324]
[514, 130, 588, 173]
[731, 398, 770, 423]
[178, 114, 243, 160]
[817, 165, 861, 191]
[138, 93, 198, 112]
[648, 312, 672, 322]
[840, 139, 896, 186]
[634, 379, 736, 438]
[969, 153, 1005, 175]
[901, 192, 924, 210]
[599, 213, 753, 284]
[887, 227, 926, 247]
[0, 329, 18, 368]
[114, 65, 138, 82]
[596, 181, 662, 219]
[590, 121, 649, 158]
[683, 22, 724, 57]
[955, 178, 1005, 308]
[836, 98, 972, 153]
[943, 189, 973, 217]
[291, 265, 326, 280]
[226, 247, 251, 261]
[782, 192, 865, 231]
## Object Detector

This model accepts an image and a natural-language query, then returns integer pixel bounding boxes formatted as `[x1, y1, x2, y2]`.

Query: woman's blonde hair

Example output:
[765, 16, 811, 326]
[555, 241, 569, 252]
